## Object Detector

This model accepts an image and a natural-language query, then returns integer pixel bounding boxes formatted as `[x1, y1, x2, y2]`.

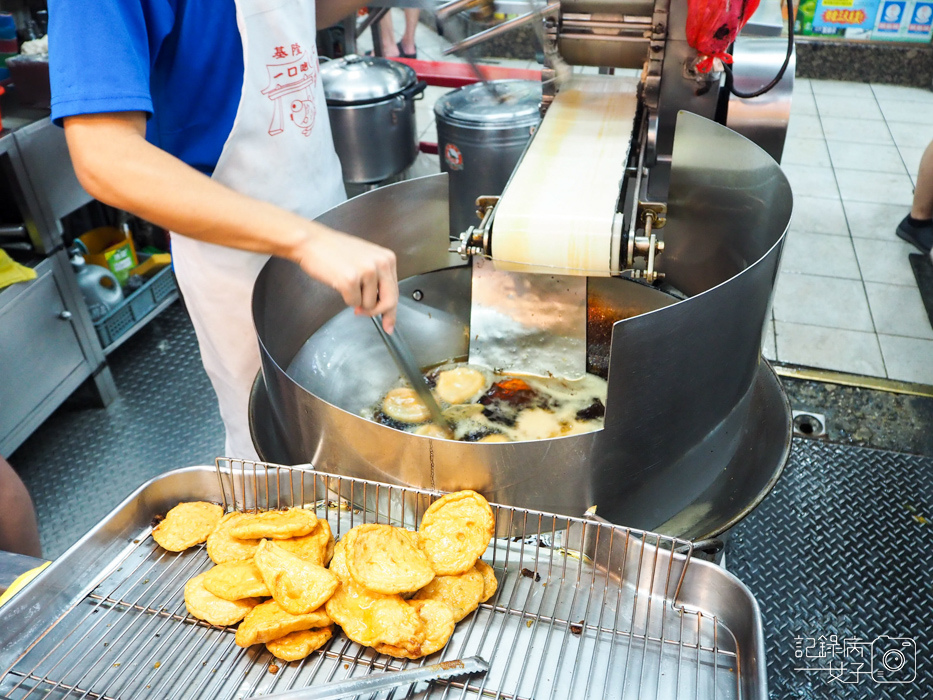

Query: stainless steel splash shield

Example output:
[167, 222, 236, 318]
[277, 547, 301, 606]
[251, 113, 793, 541]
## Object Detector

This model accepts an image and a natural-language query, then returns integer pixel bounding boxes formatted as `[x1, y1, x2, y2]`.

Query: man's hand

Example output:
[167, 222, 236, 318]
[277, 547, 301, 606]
[292, 227, 398, 333]
[63, 112, 400, 332]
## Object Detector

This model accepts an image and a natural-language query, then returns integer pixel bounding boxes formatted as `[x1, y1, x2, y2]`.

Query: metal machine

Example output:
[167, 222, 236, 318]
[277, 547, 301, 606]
[249, 0, 795, 543]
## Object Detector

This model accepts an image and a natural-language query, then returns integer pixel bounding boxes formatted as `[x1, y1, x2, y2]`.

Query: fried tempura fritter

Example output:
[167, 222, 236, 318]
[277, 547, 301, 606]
[413, 566, 484, 622]
[201, 560, 270, 600]
[474, 559, 498, 602]
[229, 507, 317, 540]
[325, 579, 425, 648]
[206, 512, 262, 564]
[184, 571, 260, 627]
[152, 501, 223, 552]
[235, 600, 331, 648]
[254, 539, 338, 615]
[276, 518, 334, 566]
[419, 491, 495, 575]
[374, 599, 456, 659]
[265, 626, 334, 661]
[435, 367, 486, 405]
[347, 524, 434, 595]
[382, 387, 431, 423]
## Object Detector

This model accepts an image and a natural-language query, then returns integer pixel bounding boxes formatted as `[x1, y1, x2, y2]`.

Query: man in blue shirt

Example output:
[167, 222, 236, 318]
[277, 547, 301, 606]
[50, 0, 399, 459]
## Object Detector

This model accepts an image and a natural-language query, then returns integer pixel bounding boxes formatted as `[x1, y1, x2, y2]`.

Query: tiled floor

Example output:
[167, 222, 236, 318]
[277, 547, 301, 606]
[778, 78, 933, 385]
[363, 13, 933, 385]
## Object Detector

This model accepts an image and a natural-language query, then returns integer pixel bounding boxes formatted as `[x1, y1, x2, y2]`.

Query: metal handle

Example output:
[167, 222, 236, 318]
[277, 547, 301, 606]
[371, 316, 451, 431]
[58, 310, 73, 321]
[263, 656, 489, 699]
[401, 80, 428, 101]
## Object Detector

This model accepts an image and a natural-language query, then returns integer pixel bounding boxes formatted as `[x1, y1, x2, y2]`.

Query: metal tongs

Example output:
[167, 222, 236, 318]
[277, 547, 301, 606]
[372, 316, 452, 432]
[263, 656, 488, 699]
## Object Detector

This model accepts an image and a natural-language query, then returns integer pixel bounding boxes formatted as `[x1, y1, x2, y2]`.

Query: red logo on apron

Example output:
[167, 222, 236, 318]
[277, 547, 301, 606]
[444, 143, 464, 171]
[261, 42, 318, 136]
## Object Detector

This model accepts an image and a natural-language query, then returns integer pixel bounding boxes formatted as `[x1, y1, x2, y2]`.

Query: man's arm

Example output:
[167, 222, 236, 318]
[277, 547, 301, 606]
[64, 112, 397, 331]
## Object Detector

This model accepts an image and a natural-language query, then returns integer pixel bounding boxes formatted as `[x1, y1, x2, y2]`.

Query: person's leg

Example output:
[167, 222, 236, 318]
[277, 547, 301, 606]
[379, 13, 400, 57]
[897, 139, 933, 253]
[399, 8, 420, 57]
[0, 456, 41, 558]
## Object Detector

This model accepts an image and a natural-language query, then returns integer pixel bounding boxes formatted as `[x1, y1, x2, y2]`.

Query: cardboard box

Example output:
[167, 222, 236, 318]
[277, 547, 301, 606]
[78, 226, 138, 286]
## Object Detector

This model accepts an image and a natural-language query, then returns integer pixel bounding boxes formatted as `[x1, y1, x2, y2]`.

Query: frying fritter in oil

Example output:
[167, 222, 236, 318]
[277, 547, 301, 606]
[419, 491, 495, 575]
[434, 367, 487, 405]
[206, 512, 262, 564]
[413, 566, 484, 622]
[275, 518, 334, 566]
[382, 387, 431, 423]
[202, 560, 270, 601]
[374, 599, 455, 659]
[265, 626, 334, 661]
[152, 501, 223, 552]
[347, 524, 435, 595]
[474, 559, 499, 602]
[234, 599, 331, 647]
[254, 539, 339, 615]
[229, 507, 317, 540]
[184, 571, 261, 627]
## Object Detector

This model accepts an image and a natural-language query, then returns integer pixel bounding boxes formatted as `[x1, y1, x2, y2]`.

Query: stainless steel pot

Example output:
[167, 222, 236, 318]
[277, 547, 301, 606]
[321, 55, 427, 184]
[251, 113, 794, 541]
[435, 80, 542, 237]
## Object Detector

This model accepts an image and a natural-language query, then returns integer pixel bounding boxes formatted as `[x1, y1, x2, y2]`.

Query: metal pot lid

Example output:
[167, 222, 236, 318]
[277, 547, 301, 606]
[321, 54, 416, 104]
[435, 80, 542, 126]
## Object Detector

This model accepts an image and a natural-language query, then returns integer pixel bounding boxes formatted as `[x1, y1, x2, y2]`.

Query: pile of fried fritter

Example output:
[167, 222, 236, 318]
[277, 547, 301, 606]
[151, 491, 497, 662]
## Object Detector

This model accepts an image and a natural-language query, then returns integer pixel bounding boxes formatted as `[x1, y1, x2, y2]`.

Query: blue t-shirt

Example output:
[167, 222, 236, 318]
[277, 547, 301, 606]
[49, 0, 244, 174]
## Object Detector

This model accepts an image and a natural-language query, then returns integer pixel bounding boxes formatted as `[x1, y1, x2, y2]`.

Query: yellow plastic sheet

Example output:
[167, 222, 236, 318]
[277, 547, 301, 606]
[0, 249, 37, 290]
[0, 561, 50, 608]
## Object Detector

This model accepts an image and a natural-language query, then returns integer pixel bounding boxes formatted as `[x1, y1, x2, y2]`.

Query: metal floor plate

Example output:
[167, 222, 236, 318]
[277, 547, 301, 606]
[727, 439, 933, 698]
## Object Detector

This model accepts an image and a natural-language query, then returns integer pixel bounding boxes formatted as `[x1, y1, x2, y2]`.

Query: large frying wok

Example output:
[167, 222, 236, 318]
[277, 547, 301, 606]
[251, 113, 793, 541]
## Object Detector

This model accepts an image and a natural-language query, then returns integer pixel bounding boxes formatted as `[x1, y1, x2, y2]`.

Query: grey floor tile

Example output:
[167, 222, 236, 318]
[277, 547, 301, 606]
[780, 230, 861, 279]
[790, 195, 849, 236]
[865, 281, 933, 340]
[897, 146, 924, 180]
[871, 83, 933, 102]
[787, 114, 823, 140]
[843, 200, 909, 240]
[878, 98, 933, 125]
[815, 94, 883, 121]
[773, 272, 874, 332]
[821, 116, 893, 145]
[790, 89, 817, 116]
[774, 321, 886, 376]
[852, 237, 922, 285]
[877, 334, 933, 384]
[781, 164, 840, 200]
[888, 120, 933, 150]
[762, 319, 777, 361]
[834, 168, 913, 206]
[782, 137, 830, 167]
[826, 141, 908, 174]
[810, 80, 874, 97]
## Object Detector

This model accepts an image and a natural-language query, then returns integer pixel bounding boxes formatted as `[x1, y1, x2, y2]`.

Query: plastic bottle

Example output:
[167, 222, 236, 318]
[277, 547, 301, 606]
[0, 13, 17, 82]
[71, 254, 124, 321]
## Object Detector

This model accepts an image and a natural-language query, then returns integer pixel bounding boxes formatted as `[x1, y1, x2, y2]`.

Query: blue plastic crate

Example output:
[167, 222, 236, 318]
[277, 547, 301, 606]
[94, 266, 177, 348]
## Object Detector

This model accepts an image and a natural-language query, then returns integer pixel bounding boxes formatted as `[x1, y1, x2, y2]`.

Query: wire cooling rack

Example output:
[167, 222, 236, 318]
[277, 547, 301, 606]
[1, 459, 744, 699]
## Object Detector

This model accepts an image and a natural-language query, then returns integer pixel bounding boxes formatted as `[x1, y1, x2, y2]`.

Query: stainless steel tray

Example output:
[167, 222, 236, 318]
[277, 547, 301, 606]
[0, 460, 767, 699]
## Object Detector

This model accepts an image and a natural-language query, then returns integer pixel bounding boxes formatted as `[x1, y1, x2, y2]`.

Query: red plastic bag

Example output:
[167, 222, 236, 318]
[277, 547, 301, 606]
[686, 0, 762, 73]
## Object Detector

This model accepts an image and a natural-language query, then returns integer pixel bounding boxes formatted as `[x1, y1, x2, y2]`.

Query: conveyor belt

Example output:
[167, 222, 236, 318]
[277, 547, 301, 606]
[727, 440, 933, 698]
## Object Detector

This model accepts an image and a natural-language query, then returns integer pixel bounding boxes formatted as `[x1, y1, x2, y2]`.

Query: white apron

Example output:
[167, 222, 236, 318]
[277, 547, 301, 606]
[172, 0, 346, 460]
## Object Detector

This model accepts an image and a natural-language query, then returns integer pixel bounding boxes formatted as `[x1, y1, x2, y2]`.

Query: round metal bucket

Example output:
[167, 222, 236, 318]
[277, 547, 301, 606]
[435, 80, 542, 237]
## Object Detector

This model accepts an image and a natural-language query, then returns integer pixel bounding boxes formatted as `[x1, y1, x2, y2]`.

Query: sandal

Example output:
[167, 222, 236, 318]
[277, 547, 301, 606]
[397, 42, 417, 59]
